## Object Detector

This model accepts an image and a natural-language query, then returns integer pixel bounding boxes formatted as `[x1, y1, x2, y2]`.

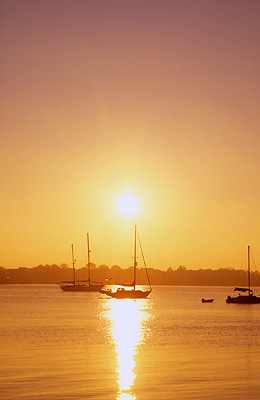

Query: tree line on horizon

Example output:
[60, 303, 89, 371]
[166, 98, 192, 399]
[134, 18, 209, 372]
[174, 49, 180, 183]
[0, 264, 260, 287]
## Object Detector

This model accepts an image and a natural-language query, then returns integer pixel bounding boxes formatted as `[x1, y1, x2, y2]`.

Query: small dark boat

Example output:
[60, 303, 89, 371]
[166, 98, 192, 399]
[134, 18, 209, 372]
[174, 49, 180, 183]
[202, 298, 214, 303]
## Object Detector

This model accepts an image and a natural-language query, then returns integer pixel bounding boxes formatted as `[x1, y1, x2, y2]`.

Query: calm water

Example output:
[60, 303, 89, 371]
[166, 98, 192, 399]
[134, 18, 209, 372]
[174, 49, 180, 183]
[1, 285, 260, 400]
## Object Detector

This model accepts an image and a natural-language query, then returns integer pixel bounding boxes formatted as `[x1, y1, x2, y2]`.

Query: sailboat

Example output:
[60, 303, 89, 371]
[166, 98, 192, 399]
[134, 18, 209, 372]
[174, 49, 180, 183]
[100, 225, 152, 299]
[226, 246, 260, 304]
[60, 234, 104, 292]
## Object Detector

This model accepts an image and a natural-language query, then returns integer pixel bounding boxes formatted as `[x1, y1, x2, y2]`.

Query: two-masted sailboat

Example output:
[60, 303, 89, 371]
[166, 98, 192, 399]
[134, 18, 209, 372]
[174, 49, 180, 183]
[60, 234, 104, 292]
[100, 225, 152, 299]
[226, 246, 260, 304]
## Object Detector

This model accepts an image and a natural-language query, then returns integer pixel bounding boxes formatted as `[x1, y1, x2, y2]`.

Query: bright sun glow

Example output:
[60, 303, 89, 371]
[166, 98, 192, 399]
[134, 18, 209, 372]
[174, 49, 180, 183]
[117, 194, 139, 217]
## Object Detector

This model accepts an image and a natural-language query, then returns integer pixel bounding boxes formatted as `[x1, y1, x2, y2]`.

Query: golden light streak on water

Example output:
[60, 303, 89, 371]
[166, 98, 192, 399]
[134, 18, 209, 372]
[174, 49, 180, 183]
[107, 299, 148, 400]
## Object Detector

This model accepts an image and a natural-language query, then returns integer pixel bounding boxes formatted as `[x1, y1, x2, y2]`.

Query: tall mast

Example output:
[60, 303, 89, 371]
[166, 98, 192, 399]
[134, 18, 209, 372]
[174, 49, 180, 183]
[71, 244, 76, 285]
[133, 225, 137, 290]
[248, 245, 251, 293]
[87, 233, 91, 285]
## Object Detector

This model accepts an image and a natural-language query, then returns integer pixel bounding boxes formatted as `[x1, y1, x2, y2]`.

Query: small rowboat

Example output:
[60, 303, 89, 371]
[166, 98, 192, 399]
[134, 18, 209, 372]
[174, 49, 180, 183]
[201, 298, 214, 303]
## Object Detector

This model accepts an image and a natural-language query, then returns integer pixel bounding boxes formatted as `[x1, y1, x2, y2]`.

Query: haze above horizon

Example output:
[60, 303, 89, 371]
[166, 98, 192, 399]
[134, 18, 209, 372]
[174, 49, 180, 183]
[1, 0, 260, 270]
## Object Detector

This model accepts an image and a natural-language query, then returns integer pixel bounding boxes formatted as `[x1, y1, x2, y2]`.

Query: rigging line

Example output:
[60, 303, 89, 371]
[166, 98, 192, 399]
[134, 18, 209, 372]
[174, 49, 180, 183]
[250, 248, 258, 272]
[137, 228, 152, 290]
[249, 248, 260, 291]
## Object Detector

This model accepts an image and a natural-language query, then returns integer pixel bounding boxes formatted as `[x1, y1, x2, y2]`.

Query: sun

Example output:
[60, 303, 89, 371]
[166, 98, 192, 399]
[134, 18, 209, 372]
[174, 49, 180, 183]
[117, 194, 139, 217]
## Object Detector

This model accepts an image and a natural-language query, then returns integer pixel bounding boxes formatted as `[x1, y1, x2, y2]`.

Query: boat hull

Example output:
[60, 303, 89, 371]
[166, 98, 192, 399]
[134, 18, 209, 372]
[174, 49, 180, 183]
[100, 289, 151, 299]
[226, 295, 260, 304]
[61, 284, 104, 292]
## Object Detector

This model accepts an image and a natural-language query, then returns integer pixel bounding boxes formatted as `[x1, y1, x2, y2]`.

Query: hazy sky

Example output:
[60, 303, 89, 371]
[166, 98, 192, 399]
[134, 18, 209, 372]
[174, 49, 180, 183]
[1, 0, 260, 270]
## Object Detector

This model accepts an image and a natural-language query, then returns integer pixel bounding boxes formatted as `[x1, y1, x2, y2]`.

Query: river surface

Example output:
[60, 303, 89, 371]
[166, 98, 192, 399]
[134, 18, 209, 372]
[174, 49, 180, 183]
[1, 285, 260, 400]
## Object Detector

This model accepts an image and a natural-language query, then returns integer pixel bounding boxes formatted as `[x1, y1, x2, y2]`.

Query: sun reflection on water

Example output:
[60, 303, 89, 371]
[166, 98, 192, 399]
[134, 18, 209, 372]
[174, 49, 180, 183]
[107, 298, 150, 400]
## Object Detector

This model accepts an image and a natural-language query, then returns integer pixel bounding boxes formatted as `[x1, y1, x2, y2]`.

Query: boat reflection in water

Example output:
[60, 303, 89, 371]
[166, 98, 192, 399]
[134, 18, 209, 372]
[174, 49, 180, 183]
[107, 298, 151, 400]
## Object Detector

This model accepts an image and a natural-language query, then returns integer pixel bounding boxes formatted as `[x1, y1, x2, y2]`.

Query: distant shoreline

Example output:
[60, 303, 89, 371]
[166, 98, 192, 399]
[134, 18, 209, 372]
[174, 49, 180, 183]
[1, 264, 260, 287]
[1, 283, 260, 287]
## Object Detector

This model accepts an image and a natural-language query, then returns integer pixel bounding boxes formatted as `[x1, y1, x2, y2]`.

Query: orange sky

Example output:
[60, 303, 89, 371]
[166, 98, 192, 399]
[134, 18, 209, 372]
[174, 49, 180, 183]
[1, 0, 260, 270]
